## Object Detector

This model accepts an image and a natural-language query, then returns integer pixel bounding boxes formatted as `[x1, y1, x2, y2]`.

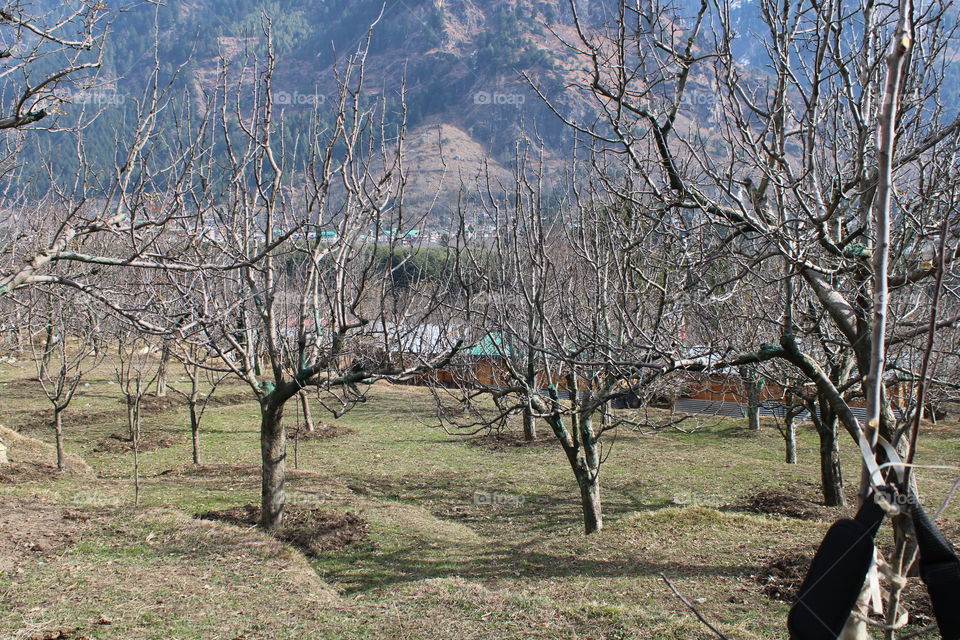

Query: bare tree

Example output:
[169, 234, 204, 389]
[165, 343, 229, 466]
[115, 331, 161, 507]
[0, 5, 279, 339]
[551, 0, 960, 631]
[432, 151, 719, 534]
[174, 25, 465, 531]
[27, 288, 104, 471]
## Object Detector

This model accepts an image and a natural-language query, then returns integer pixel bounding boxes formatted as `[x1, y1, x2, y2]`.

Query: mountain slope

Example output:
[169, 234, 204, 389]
[38, 0, 939, 213]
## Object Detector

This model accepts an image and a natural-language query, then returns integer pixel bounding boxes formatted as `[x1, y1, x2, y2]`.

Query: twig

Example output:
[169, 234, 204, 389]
[659, 573, 732, 640]
[934, 476, 960, 519]
[898, 623, 938, 639]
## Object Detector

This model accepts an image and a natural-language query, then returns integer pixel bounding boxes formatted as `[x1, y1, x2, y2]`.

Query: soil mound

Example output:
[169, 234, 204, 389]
[467, 431, 554, 451]
[93, 430, 179, 453]
[0, 425, 93, 482]
[196, 504, 369, 556]
[285, 423, 354, 441]
[15, 408, 125, 434]
[739, 487, 846, 520]
[757, 546, 815, 602]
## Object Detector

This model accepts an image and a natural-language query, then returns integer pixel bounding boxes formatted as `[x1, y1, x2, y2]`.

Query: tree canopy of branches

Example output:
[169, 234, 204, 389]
[541, 0, 959, 632]
[166, 25, 467, 530]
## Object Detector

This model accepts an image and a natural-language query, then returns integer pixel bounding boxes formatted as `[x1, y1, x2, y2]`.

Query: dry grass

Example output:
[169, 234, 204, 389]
[0, 508, 343, 640]
[0, 371, 956, 639]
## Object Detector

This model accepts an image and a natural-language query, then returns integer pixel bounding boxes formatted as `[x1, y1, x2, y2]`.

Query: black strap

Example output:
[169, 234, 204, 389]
[788, 497, 886, 640]
[911, 498, 960, 640]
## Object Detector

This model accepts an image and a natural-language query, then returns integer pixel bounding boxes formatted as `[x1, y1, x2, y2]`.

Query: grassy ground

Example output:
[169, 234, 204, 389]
[0, 359, 957, 639]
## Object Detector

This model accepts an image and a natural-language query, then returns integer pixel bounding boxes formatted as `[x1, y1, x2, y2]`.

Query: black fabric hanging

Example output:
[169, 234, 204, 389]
[787, 489, 960, 640]
[910, 498, 960, 640]
[787, 497, 886, 640]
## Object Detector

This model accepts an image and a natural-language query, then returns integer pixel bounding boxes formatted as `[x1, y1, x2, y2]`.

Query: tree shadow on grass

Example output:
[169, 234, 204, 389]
[296, 471, 760, 595]
[344, 472, 672, 539]
[324, 539, 754, 595]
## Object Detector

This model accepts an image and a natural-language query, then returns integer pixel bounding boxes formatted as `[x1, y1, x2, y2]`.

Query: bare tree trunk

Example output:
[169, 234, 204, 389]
[809, 398, 846, 506]
[744, 367, 761, 431]
[133, 437, 141, 506]
[819, 423, 846, 507]
[545, 387, 604, 535]
[260, 401, 286, 530]
[127, 400, 136, 442]
[189, 401, 200, 465]
[523, 410, 536, 442]
[53, 406, 65, 472]
[523, 345, 537, 442]
[785, 415, 797, 464]
[748, 405, 760, 431]
[298, 390, 314, 433]
[576, 411, 602, 534]
[576, 469, 602, 534]
[155, 342, 170, 397]
[130, 394, 142, 507]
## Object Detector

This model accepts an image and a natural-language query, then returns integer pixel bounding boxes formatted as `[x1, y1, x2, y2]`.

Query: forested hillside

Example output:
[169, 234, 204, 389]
[21, 0, 778, 211]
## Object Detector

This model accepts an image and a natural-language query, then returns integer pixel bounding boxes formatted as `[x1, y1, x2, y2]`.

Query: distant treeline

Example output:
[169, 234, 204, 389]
[282, 245, 479, 290]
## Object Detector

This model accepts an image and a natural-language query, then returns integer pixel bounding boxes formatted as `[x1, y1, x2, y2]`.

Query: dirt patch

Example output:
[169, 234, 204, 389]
[93, 430, 179, 454]
[285, 423, 354, 441]
[158, 463, 260, 478]
[738, 487, 849, 521]
[0, 495, 97, 574]
[467, 431, 555, 451]
[757, 546, 815, 602]
[934, 516, 960, 544]
[14, 408, 126, 434]
[757, 545, 936, 627]
[29, 627, 86, 640]
[0, 461, 71, 484]
[196, 504, 369, 556]
[206, 392, 254, 407]
[897, 580, 936, 627]
[138, 391, 253, 412]
[130, 394, 184, 413]
[0, 376, 45, 390]
[159, 463, 320, 477]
